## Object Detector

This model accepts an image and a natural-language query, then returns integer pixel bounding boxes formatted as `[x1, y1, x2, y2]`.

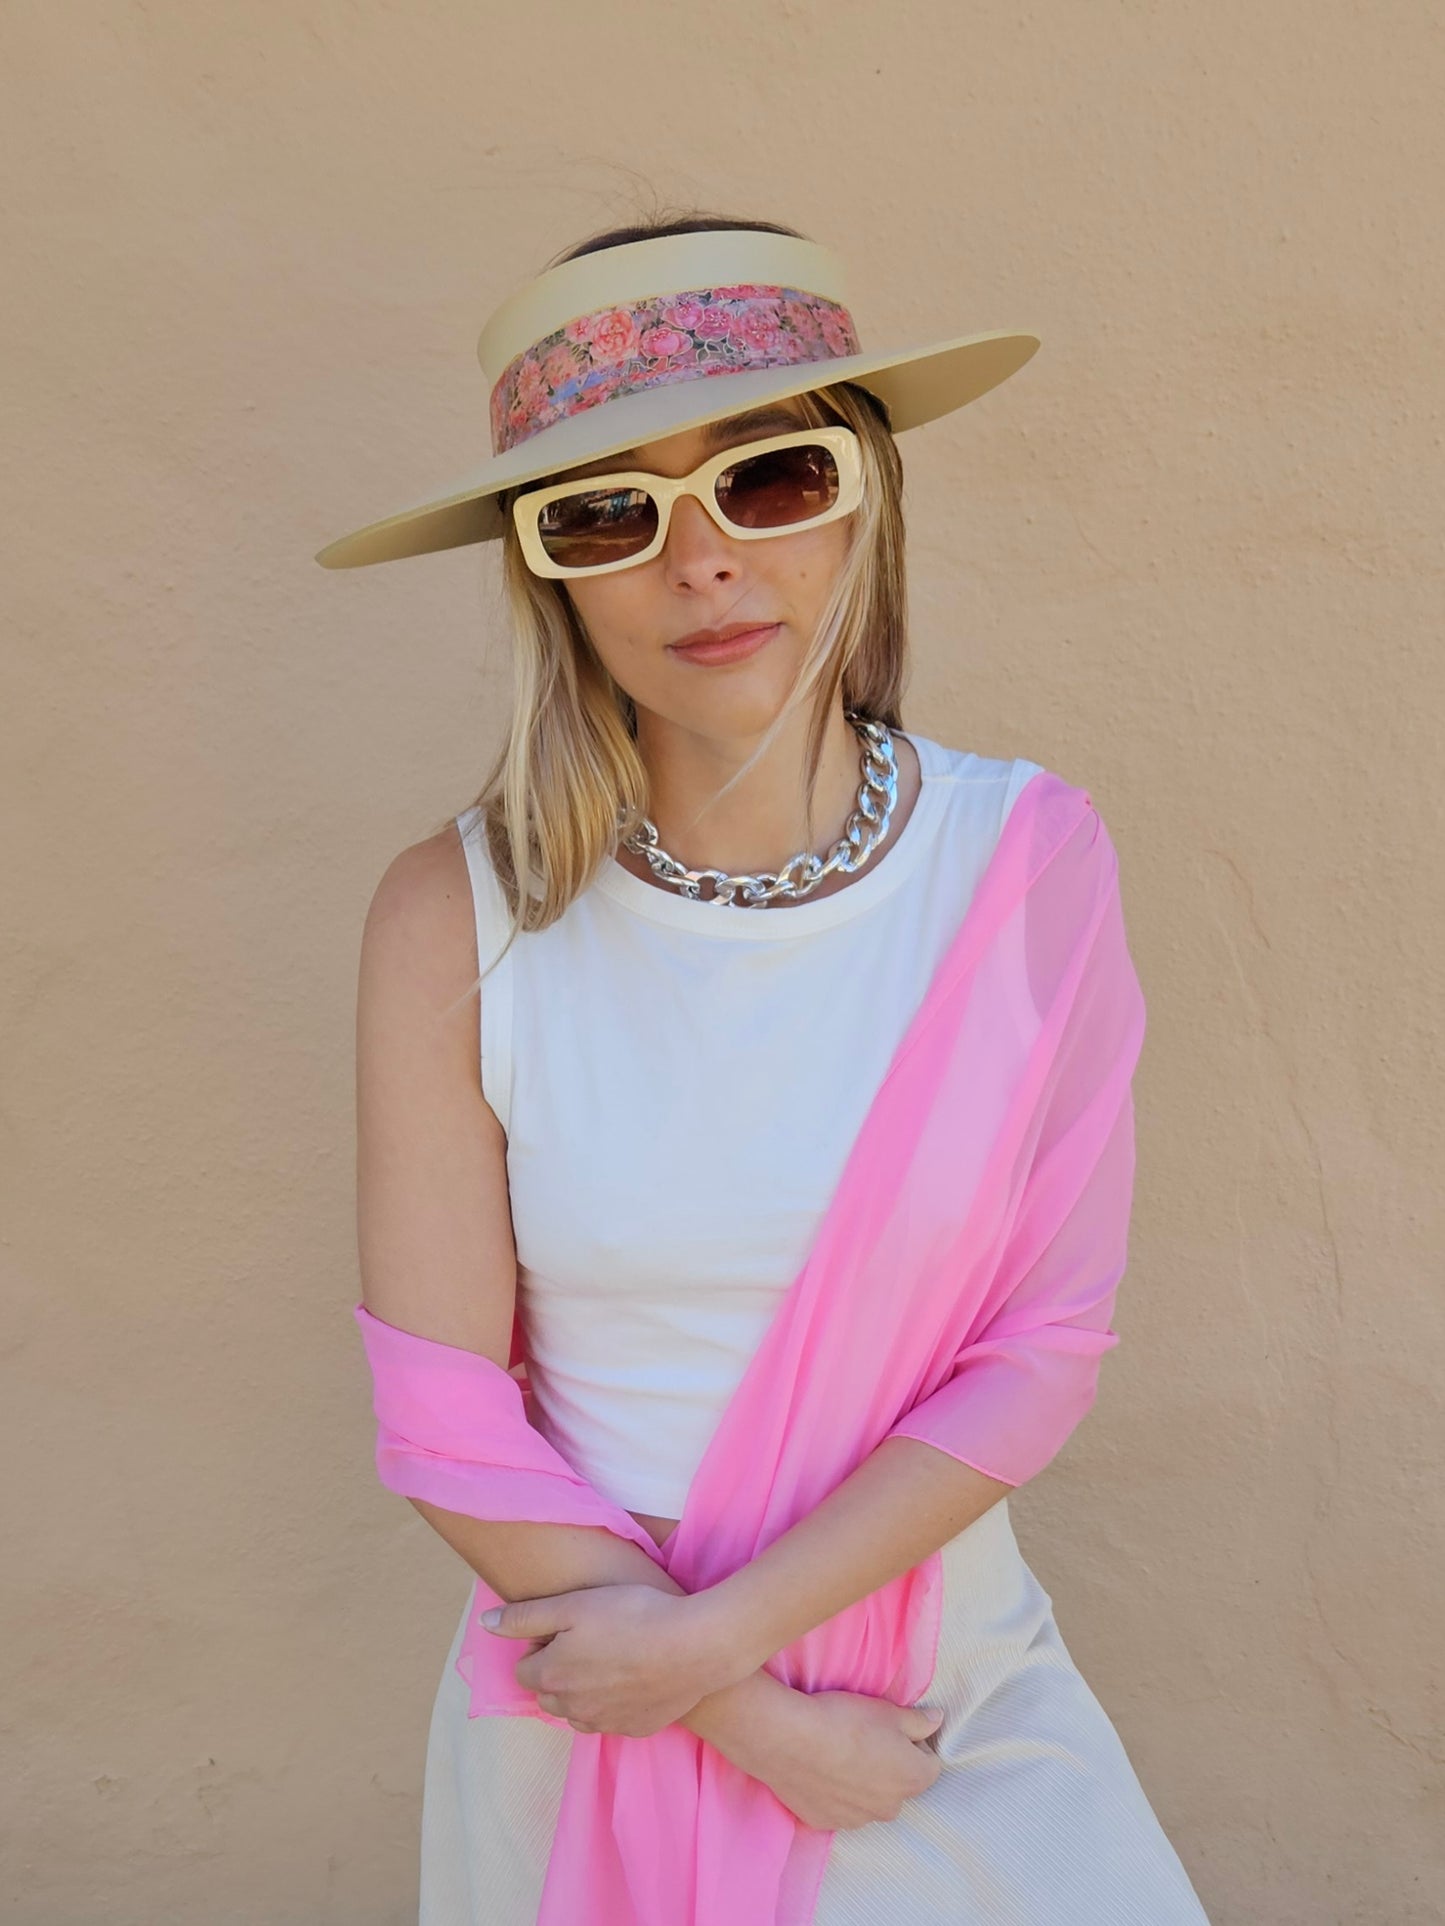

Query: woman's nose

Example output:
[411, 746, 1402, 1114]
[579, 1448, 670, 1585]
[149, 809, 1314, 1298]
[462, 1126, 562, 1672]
[661, 493, 739, 588]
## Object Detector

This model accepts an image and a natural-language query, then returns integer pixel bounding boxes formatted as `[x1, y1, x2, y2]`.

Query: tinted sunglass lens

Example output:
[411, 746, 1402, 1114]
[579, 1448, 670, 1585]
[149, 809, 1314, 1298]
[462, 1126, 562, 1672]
[715, 444, 840, 530]
[535, 487, 658, 569]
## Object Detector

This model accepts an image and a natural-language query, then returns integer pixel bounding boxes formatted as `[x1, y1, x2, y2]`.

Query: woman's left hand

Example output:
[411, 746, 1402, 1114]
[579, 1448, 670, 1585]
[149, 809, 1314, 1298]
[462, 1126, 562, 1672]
[480, 1584, 743, 1738]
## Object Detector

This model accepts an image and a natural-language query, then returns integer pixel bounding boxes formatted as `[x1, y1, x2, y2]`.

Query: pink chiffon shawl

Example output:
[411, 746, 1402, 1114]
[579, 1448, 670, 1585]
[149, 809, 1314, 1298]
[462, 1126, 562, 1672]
[353, 767, 1146, 1925]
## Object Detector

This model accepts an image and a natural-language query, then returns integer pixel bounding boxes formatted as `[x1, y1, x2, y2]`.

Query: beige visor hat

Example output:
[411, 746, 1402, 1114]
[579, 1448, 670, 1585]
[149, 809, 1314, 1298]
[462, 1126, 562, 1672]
[314, 228, 1040, 571]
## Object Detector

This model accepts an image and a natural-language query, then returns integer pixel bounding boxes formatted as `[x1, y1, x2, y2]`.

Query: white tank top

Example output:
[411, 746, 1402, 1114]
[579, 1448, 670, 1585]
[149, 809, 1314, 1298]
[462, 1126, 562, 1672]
[455, 732, 1045, 1517]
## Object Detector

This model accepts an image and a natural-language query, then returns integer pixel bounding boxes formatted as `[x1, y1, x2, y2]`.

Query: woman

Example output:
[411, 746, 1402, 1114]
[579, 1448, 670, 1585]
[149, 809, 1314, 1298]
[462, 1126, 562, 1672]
[325, 213, 1213, 1923]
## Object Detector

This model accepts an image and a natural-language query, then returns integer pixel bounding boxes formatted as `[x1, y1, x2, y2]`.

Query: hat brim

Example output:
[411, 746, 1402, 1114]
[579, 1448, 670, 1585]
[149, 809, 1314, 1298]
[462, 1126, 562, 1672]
[314, 327, 1040, 570]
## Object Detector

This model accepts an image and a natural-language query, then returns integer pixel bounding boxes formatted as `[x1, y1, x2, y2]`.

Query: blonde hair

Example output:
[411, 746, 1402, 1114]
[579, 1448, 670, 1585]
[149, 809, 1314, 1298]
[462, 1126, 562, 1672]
[460, 211, 910, 986]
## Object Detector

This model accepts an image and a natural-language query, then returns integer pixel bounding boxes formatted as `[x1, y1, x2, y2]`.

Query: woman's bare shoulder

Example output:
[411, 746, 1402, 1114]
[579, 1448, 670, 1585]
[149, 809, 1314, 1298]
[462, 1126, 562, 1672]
[362, 820, 477, 992]
[356, 822, 491, 1128]
[354, 819, 513, 1353]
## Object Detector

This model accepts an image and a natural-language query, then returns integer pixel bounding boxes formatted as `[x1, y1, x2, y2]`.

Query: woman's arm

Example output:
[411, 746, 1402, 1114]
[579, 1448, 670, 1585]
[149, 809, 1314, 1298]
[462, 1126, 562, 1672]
[403, 1494, 797, 1762]
[481, 1435, 1014, 1711]
[693, 1438, 1014, 1680]
[354, 827, 794, 1761]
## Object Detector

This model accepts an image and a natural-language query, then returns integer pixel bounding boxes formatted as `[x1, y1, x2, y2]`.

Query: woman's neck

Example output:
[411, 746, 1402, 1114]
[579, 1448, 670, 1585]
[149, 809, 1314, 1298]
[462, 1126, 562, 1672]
[616, 710, 921, 902]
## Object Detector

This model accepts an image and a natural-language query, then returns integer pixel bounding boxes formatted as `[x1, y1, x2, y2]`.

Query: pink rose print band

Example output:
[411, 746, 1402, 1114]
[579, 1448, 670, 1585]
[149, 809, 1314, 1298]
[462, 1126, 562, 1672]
[488, 283, 862, 454]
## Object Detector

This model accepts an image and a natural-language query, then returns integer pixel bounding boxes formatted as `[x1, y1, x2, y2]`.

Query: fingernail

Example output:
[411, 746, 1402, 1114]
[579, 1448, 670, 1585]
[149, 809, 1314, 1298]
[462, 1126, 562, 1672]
[480, 1607, 502, 1629]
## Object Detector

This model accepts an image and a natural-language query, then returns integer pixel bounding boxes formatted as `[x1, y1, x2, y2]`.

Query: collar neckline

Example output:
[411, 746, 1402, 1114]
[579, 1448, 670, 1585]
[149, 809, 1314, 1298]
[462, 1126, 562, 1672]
[592, 730, 941, 939]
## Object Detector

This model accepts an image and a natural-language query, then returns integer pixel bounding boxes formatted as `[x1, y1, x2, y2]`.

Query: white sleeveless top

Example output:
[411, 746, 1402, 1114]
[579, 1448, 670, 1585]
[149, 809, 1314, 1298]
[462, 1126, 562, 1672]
[455, 732, 1045, 1517]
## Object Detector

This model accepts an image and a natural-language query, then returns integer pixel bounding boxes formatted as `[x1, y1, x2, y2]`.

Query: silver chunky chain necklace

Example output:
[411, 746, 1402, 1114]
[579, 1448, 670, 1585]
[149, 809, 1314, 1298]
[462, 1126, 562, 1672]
[617, 711, 899, 907]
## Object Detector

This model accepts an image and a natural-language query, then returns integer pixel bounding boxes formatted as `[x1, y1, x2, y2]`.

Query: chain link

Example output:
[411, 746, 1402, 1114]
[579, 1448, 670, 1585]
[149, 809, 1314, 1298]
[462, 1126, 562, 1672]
[617, 712, 899, 907]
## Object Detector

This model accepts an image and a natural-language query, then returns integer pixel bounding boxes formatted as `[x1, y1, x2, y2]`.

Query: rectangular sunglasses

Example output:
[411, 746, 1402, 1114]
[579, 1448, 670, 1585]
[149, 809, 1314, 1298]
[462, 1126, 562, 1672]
[510, 425, 862, 579]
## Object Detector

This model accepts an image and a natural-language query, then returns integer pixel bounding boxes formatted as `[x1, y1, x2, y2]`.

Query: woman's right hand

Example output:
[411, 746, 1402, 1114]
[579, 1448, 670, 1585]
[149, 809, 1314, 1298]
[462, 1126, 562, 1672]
[729, 1681, 946, 1833]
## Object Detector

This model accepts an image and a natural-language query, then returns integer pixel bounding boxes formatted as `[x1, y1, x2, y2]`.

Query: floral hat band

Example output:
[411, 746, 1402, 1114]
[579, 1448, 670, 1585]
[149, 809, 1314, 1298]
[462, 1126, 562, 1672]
[315, 228, 1042, 569]
[488, 282, 862, 454]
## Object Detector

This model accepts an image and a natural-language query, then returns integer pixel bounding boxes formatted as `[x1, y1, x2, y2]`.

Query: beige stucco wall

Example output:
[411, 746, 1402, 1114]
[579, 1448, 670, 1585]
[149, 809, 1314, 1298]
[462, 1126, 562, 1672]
[4, 3, 1441, 1920]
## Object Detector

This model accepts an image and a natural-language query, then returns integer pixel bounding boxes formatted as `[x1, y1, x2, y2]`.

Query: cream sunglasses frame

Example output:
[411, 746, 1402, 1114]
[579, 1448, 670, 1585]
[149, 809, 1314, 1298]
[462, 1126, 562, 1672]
[510, 425, 863, 580]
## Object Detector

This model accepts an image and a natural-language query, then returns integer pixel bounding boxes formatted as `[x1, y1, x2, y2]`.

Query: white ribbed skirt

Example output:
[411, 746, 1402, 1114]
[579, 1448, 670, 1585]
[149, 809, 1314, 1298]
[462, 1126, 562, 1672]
[417, 1499, 1212, 1924]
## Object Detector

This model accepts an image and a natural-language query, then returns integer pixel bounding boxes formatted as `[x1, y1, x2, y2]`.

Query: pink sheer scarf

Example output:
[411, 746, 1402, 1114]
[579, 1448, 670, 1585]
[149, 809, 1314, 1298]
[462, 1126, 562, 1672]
[354, 767, 1146, 1925]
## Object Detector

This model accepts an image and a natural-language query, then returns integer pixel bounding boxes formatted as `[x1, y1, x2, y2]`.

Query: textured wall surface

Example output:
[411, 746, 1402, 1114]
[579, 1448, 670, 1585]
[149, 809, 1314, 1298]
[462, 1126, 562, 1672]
[3, 3, 1441, 1921]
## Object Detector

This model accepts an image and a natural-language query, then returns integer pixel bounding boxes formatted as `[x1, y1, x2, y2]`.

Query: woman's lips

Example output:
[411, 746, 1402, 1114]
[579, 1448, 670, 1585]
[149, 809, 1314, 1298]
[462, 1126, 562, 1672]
[668, 623, 781, 666]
